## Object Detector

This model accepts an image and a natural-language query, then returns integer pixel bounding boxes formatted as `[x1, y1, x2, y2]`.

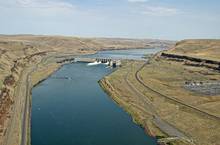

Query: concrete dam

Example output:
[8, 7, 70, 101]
[75, 58, 121, 67]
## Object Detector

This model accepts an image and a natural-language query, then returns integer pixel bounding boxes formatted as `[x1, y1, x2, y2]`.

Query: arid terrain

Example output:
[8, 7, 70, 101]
[100, 39, 220, 145]
[2, 35, 220, 145]
[0, 35, 173, 145]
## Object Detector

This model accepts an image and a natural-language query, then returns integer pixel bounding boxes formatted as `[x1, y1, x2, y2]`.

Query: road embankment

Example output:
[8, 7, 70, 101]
[99, 77, 156, 137]
[99, 58, 220, 145]
[1, 52, 83, 145]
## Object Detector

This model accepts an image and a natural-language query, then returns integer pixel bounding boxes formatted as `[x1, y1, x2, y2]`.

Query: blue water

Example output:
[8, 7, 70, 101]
[31, 48, 162, 145]
[82, 48, 164, 60]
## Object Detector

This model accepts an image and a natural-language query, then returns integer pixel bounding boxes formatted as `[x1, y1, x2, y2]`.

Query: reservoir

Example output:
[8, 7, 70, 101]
[31, 48, 160, 145]
[82, 47, 164, 60]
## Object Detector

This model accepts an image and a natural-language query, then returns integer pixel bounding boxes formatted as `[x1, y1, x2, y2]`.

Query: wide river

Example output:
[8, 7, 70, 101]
[31, 48, 163, 145]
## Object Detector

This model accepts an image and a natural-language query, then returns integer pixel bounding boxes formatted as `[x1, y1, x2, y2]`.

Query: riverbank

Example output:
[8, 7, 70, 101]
[0, 35, 174, 145]
[2, 53, 63, 145]
[4, 52, 96, 145]
[99, 75, 156, 137]
[99, 40, 220, 145]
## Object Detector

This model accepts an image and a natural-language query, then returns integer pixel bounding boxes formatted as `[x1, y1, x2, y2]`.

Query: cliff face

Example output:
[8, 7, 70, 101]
[160, 39, 220, 71]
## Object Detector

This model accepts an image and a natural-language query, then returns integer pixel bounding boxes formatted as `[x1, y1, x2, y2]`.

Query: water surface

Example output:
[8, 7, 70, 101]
[82, 48, 164, 60]
[31, 48, 161, 145]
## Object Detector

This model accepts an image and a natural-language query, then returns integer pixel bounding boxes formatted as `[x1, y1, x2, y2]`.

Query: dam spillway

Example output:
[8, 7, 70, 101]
[75, 57, 121, 67]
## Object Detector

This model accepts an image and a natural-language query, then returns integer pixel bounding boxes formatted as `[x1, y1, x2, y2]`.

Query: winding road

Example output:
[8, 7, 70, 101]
[135, 62, 220, 121]
[124, 62, 190, 141]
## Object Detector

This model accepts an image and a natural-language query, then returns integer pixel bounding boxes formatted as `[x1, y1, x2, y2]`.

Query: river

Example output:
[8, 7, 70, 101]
[31, 48, 162, 145]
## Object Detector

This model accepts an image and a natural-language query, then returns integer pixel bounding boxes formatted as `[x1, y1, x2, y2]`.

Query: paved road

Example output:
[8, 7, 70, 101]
[3, 65, 35, 145]
[20, 62, 38, 145]
[20, 55, 54, 145]
[3, 54, 54, 145]
[124, 61, 189, 141]
[20, 53, 75, 145]
[135, 62, 220, 121]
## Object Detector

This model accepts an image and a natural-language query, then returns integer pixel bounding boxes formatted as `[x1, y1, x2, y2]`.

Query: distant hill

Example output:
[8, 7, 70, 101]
[0, 35, 174, 89]
[168, 39, 220, 61]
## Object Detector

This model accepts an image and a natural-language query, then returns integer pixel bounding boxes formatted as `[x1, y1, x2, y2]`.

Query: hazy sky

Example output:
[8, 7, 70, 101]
[0, 0, 220, 40]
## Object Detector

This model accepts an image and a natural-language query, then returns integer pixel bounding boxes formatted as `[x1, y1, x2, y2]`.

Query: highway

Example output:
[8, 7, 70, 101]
[20, 55, 54, 145]
[124, 62, 191, 143]
[135, 62, 220, 122]
[3, 54, 54, 145]
[3, 64, 35, 145]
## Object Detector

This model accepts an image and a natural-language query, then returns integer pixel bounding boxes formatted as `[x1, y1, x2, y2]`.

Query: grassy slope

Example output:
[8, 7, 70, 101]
[168, 39, 220, 61]
[0, 35, 174, 86]
[102, 39, 220, 145]
[0, 35, 174, 145]
[140, 40, 220, 145]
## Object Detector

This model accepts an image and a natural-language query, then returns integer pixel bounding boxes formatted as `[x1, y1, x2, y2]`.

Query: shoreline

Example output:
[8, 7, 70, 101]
[1, 48, 173, 145]
[0, 35, 173, 145]
[99, 78, 156, 137]
[29, 58, 159, 144]
[28, 55, 159, 145]
[99, 55, 220, 145]
[28, 52, 165, 145]
[99, 69, 160, 138]
[1, 37, 219, 145]
[98, 61, 189, 145]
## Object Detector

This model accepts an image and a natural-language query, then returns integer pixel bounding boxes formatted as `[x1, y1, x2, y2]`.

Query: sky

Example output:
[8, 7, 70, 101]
[0, 0, 220, 40]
